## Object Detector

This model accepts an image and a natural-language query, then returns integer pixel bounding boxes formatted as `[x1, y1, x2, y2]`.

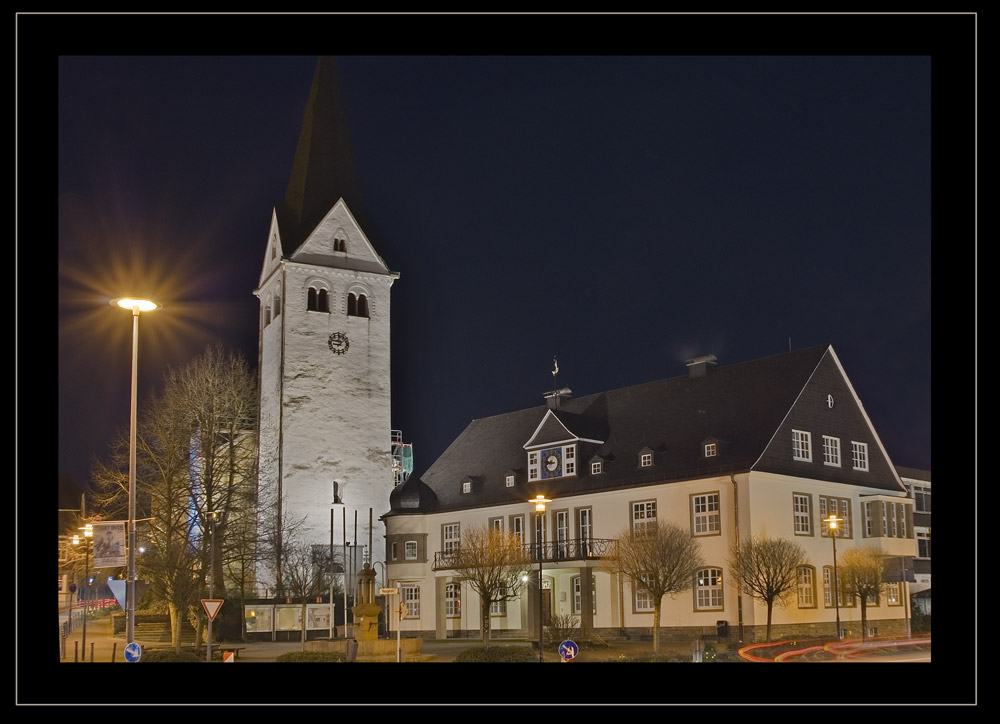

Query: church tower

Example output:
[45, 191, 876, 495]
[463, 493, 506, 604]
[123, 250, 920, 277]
[255, 57, 398, 592]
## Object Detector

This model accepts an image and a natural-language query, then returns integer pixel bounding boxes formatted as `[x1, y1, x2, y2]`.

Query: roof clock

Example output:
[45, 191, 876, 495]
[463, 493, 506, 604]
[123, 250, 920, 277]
[541, 447, 563, 479]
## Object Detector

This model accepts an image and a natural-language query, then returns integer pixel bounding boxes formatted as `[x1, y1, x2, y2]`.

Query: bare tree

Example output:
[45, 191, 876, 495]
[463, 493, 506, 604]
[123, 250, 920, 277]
[439, 524, 531, 646]
[838, 546, 886, 641]
[727, 535, 808, 642]
[91, 344, 259, 650]
[600, 521, 704, 653]
[282, 540, 333, 651]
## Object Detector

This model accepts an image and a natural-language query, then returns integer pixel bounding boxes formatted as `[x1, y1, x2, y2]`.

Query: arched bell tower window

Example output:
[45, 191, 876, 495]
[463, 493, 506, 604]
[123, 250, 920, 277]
[307, 284, 331, 313]
[347, 292, 370, 318]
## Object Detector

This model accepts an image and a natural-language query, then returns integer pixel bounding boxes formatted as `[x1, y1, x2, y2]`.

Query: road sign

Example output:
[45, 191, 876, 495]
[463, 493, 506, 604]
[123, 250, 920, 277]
[124, 642, 142, 662]
[379, 587, 398, 595]
[201, 599, 224, 621]
[558, 640, 579, 661]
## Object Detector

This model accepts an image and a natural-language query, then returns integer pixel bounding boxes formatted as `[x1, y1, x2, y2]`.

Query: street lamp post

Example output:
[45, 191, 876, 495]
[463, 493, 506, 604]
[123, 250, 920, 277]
[529, 494, 551, 663]
[111, 297, 160, 649]
[73, 523, 93, 659]
[824, 513, 843, 640]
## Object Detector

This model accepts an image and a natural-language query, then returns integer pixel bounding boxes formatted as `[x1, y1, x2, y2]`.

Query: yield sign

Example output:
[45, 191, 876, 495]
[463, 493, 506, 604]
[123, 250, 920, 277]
[201, 599, 224, 621]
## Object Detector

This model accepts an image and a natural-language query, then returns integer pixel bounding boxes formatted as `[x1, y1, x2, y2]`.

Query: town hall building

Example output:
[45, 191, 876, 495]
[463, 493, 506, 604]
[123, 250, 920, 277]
[383, 345, 917, 643]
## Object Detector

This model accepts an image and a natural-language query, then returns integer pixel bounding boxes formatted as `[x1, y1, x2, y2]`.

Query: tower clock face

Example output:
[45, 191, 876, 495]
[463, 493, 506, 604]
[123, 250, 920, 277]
[328, 332, 350, 355]
[541, 447, 562, 478]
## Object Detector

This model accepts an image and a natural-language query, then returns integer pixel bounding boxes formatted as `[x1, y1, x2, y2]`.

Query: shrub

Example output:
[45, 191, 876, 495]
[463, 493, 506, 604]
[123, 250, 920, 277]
[276, 651, 347, 663]
[138, 649, 203, 663]
[454, 645, 537, 662]
[545, 613, 581, 645]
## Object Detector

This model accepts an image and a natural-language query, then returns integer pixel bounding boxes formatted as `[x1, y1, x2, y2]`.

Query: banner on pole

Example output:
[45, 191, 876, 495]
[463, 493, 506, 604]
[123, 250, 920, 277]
[92, 522, 126, 568]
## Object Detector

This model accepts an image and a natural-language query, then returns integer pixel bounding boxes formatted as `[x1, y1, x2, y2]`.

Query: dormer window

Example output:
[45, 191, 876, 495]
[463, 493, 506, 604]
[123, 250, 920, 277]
[591, 461, 602, 475]
[527, 444, 577, 481]
[640, 452, 653, 468]
[505, 474, 515, 488]
[705, 442, 717, 458]
[461, 478, 473, 494]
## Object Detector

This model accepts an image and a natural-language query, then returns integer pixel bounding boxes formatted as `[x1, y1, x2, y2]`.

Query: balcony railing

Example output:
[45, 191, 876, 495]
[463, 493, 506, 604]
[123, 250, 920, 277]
[433, 538, 617, 571]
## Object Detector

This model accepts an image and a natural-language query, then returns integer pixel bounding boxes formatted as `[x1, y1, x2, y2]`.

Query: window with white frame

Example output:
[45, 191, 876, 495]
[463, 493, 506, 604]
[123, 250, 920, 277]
[401, 584, 420, 618]
[511, 515, 524, 546]
[886, 582, 902, 606]
[823, 566, 852, 608]
[490, 586, 507, 616]
[916, 528, 931, 558]
[591, 460, 603, 475]
[490, 517, 503, 533]
[445, 582, 461, 617]
[822, 435, 841, 466]
[528, 451, 540, 481]
[573, 574, 596, 615]
[793, 493, 812, 535]
[819, 496, 851, 537]
[851, 441, 869, 471]
[632, 500, 657, 536]
[462, 480, 472, 494]
[695, 568, 724, 610]
[390, 541, 398, 560]
[564, 445, 576, 475]
[634, 587, 654, 612]
[443, 523, 460, 554]
[640, 452, 653, 467]
[692, 492, 721, 535]
[792, 430, 812, 461]
[705, 442, 718, 458]
[910, 484, 931, 513]
[555, 510, 568, 558]
[797, 565, 816, 608]
[505, 474, 515, 488]
[404, 540, 417, 560]
[578, 508, 593, 555]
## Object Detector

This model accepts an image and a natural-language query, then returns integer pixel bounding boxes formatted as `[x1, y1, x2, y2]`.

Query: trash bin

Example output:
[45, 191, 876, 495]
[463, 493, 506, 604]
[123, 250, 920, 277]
[716, 620, 729, 640]
[346, 639, 359, 662]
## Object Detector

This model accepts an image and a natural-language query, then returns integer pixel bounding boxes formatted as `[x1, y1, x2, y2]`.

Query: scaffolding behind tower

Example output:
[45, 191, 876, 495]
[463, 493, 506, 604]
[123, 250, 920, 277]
[391, 430, 413, 486]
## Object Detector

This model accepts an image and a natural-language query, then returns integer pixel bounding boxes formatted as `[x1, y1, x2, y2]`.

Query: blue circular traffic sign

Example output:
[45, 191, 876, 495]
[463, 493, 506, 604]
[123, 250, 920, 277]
[124, 642, 142, 662]
[558, 640, 578, 661]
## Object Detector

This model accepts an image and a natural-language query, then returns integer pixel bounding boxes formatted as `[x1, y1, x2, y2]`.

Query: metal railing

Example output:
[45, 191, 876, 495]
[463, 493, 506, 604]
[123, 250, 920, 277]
[433, 538, 616, 570]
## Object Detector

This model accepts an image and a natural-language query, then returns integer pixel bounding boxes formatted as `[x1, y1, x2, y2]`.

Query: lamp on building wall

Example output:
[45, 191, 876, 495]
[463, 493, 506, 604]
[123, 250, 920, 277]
[528, 494, 551, 663]
[111, 296, 160, 649]
[824, 513, 843, 639]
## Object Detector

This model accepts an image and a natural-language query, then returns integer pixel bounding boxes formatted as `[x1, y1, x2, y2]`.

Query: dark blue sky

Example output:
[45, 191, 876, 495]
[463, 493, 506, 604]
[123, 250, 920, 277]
[48, 13, 969, 495]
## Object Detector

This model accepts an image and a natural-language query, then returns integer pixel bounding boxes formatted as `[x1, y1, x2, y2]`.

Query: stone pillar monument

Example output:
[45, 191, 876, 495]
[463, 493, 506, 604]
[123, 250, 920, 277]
[351, 562, 382, 642]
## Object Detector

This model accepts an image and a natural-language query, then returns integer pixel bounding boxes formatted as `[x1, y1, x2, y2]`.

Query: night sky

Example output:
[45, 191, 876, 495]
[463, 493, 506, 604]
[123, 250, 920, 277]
[47, 14, 968, 499]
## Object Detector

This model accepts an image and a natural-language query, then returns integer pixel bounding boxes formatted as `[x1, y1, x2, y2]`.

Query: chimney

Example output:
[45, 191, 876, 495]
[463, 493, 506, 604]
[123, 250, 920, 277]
[686, 354, 718, 379]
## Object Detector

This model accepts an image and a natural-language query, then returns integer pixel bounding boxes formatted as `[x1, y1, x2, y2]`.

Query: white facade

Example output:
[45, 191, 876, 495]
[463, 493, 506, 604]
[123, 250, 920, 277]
[256, 199, 397, 590]
[387, 471, 914, 641]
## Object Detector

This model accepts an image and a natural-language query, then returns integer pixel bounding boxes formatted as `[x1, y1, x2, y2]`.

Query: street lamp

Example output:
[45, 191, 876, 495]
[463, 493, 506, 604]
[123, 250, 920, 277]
[73, 523, 93, 659]
[111, 296, 160, 649]
[824, 513, 843, 640]
[528, 494, 551, 663]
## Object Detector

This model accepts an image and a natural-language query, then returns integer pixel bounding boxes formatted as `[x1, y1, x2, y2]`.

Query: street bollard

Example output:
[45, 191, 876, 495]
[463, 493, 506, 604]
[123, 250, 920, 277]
[74, 641, 79, 662]
[112, 642, 117, 662]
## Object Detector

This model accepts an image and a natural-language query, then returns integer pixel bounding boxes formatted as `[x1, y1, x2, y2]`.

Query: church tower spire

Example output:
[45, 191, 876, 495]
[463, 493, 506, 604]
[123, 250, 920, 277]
[255, 57, 398, 599]
[275, 56, 369, 256]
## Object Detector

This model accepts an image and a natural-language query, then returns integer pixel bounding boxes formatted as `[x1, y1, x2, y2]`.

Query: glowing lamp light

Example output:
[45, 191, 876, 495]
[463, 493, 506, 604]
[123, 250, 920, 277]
[111, 297, 161, 312]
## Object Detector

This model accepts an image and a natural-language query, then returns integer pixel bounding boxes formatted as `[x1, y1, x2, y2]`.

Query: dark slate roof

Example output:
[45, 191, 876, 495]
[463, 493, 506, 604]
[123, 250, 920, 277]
[895, 465, 930, 482]
[274, 56, 373, 256]
[388, 344, 893, 516]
